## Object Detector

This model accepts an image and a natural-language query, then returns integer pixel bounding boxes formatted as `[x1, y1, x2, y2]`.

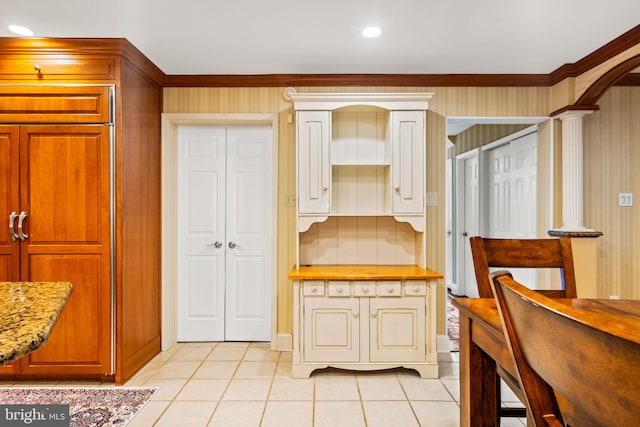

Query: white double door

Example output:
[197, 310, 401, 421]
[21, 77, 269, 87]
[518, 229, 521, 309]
[456, 131, 537, 297]
[177, 125, 272, 342]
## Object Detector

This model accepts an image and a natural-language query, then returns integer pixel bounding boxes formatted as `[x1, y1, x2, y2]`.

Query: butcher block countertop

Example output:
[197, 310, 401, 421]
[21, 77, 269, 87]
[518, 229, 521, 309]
[0, 281, 73, 366]
[288, 265, 443, 281]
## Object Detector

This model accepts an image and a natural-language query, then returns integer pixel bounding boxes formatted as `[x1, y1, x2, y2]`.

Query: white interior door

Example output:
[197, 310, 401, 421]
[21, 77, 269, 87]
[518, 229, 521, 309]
[224, 127, 272, 341]
[456, 151, 480, 297]
[487, 131, 537, 286]
[177, 125, 272, 342]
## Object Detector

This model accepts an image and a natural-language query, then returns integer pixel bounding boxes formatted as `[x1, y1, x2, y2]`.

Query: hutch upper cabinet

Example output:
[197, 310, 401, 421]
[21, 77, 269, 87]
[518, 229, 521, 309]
[0, 38, 163, 384]
[291, 93, 434, 267]
[289, 93, 443, 378]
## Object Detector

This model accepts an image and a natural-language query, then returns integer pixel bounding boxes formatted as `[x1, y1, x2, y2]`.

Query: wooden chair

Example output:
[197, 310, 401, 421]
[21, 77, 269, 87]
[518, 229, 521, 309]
[468, 236, 577, 420]
[469, 236, 577, 300]
[491, 271, 640, 427]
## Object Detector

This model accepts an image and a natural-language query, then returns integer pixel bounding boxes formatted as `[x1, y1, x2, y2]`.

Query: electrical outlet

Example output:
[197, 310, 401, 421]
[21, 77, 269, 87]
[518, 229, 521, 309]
[619, 193, 633, 207]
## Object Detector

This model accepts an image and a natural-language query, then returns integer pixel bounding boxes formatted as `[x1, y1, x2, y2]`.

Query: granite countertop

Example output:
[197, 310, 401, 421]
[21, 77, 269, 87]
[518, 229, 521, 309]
[0, 281, 73, 366]
[288, 264, 443, 281]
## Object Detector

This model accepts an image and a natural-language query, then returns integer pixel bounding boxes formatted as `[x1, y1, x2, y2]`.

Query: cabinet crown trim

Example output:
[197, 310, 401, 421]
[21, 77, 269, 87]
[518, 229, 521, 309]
[290, 92, 434, 111]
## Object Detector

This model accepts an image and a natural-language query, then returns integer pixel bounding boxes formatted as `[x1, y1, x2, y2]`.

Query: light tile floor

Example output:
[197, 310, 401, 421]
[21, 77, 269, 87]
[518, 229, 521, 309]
[1, 342, 527, 426]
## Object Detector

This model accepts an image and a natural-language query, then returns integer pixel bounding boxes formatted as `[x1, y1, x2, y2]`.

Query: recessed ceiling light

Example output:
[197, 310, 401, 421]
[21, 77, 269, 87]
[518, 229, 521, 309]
[8, 25, 34, 36]
[362, 26, 382, 38]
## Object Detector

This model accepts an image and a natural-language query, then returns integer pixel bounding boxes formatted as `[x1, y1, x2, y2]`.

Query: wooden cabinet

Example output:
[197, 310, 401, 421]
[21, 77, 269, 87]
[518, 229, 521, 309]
[290, 267, 441, 378]
[292, 93, 433, 267]
[289, 93, 443, 377]
[0, 124, 112, 375]
[0, 38, 163, 384]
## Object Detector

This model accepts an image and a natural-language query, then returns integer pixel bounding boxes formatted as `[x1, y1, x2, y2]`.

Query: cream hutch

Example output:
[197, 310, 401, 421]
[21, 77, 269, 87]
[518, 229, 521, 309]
[288, 93, 443, 378]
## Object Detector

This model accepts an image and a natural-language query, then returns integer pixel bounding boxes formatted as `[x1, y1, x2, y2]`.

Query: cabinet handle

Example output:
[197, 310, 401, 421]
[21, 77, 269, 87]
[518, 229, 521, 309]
[362, 286, 369, 293]
[387, 287, 394, 294]
[414, 286, 420, 292]
[17, 211, 28, 241]
[8, 212, 18, 242]
[34, 64, 41, 73]
[322, 186, 328, 191]
[371, 310, 377, 318]
[394, 186, 400, 192]
[311, 286, 317, 293]
[336, 287, 343, 293]
[353, 310, 359, 318]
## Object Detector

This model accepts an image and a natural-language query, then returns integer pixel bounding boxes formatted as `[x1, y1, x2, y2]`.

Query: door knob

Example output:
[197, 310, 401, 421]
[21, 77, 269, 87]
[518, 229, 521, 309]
[228, 241, 242, 249]
[462, 232, 468, 237]
[206, 241, 223, 248]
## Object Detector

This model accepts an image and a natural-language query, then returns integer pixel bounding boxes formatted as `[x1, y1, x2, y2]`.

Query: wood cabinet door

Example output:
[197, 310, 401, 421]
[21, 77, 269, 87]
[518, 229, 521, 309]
[0, 126, 20, 281]
[18, 125, 112, 375]
[369, 297, 426, 362]
[0, 126, 22, 375]
[297, 111, 330, 214]
[391, 111, 425, 214]
[303, 297, 360, 362]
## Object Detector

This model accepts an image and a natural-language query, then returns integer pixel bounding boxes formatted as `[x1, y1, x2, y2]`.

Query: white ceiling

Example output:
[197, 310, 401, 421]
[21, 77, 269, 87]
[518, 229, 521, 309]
[2, 0, 639, 75]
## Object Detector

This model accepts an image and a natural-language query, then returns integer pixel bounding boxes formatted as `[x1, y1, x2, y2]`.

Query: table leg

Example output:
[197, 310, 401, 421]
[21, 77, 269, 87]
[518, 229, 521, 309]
[459, 312, 499, 427]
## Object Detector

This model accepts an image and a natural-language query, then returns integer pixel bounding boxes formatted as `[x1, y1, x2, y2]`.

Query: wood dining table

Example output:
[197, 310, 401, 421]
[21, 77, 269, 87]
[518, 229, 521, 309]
[452, 296, 640, 426]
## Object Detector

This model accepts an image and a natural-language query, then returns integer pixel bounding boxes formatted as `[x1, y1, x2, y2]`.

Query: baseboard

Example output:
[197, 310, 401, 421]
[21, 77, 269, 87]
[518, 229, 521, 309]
[275, 333, 292, 351]
[437, 333, 451, 353]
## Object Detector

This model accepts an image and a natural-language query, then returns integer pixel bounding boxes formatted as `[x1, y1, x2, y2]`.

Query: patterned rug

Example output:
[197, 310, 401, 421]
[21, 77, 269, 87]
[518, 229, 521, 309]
[0, 387, 156, 426]
[447, 295, 460, 352]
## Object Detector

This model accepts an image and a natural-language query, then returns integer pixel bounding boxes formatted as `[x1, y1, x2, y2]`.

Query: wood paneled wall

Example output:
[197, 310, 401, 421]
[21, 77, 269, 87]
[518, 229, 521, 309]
[163, 85, 554, 340]
[584, 86, 640, 299]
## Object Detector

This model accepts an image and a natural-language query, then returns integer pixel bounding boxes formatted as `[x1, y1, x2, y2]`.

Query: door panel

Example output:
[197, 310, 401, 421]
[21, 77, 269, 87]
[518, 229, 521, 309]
[19, 125, 111, 374]
[461, 154, 479, 297]
[297, 111, 330, 214]
[22, 254, 110, 374]
[225, 128, 272, 341]
[391, 111, 424, 214]
[488, 133, 537, 287]
[0, 126, 20, 374]
[369, 297, 425, 362]
[489, 144, 511, 237]
[0, 126, 20, 282]
[177, 126, 226, 341]
[303, 297, 360, 362]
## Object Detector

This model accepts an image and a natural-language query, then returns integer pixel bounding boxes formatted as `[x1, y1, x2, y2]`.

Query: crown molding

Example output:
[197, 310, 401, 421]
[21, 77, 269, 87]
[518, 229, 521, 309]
[163, 73, 551, 87]
[549, 24, 640, 84]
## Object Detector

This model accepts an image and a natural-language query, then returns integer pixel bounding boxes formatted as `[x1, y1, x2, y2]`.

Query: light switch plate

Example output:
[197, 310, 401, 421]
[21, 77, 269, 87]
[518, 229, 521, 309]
[425, 192, 438, 207]
[619, 193, 633, 207]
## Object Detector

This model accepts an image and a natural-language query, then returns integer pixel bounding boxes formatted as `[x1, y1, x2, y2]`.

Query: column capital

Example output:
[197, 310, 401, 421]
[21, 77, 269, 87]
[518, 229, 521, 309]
[551, 107, 597, 121]
[548, 229, 603, 238]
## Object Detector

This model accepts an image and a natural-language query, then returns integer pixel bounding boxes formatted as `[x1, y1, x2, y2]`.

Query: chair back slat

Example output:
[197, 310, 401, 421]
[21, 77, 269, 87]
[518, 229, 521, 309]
[470, 236, 577, 299]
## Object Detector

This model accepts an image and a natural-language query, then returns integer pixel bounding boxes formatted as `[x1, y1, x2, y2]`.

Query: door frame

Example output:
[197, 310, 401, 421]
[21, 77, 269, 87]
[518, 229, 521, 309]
[162, 113, 279, 350]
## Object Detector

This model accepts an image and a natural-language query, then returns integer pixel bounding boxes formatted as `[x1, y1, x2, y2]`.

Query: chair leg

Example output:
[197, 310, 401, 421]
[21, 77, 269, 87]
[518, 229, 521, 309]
[497, 375, 527, 418]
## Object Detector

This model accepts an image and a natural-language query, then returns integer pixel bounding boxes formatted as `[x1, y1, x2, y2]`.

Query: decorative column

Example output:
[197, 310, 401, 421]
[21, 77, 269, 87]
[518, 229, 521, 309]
[556, 110, 593, 231]
[549, 109, 602, 298]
